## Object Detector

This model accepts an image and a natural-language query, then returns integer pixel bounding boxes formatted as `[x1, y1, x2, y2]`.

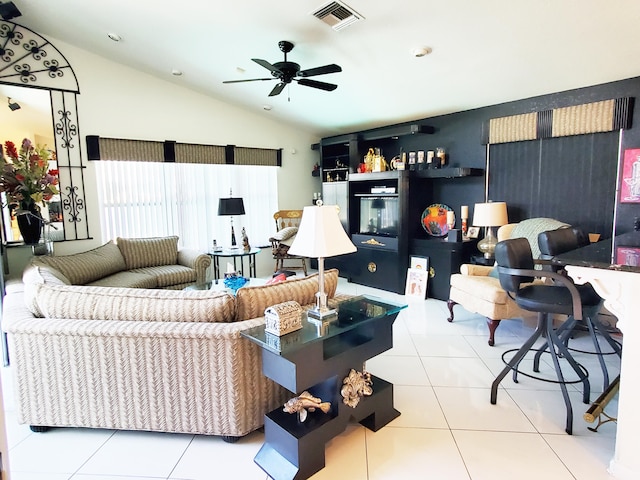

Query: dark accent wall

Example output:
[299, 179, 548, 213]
[378, 76, 640, 239]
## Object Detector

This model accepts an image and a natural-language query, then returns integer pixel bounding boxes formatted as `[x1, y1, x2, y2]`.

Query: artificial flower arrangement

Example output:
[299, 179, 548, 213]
[0, 138, 59, 213]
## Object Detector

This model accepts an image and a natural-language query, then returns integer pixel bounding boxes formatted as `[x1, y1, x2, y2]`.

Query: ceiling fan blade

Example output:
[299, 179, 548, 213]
[252, 58, 280, 73]
[298, 64, 342, 77]
[269, 82, 286, 96]
[297, 78, 338, 92]
[223, 78, 274, 84]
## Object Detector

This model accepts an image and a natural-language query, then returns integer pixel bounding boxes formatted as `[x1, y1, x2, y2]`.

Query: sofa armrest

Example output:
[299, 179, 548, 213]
[178, 248, 212, 284]
[459, 264, 494, 276]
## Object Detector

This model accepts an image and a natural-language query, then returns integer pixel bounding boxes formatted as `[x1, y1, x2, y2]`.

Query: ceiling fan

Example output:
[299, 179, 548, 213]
[223, 40, 342, 97]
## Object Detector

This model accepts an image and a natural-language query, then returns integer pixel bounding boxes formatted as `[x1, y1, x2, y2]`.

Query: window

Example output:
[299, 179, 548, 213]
[96, 161, 278, 250]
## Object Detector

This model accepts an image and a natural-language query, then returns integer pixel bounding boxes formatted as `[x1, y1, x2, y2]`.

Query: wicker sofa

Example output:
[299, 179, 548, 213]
[2, 269, 341, 441]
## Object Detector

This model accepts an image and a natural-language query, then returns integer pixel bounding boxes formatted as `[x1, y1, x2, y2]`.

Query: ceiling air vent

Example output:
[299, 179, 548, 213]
[311, 1, 364, 31]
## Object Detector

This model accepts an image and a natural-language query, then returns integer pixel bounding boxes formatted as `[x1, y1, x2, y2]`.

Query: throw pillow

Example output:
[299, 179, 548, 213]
[33, 241, 126, 285]
[270, 226, 298, 242]
[117, 236, 179, 269]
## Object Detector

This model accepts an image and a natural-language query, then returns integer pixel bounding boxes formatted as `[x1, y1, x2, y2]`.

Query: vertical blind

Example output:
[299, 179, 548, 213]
[96, 161, 278, 251]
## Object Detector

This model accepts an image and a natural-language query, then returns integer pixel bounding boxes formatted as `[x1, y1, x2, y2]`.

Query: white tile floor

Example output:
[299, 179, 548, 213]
[0, 277, 622, 480]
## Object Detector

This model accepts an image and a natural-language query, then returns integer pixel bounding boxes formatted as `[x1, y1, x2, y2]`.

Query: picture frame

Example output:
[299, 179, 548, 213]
[467, 226, 480, 239]
[405, 267, 429, 299]
[410, 256, 428, 270]
[615, 246, 640, 267]
[619, 148, 640, 203]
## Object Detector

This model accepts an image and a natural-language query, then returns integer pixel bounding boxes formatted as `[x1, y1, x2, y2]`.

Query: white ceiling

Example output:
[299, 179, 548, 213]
[9, 0, 640, 137]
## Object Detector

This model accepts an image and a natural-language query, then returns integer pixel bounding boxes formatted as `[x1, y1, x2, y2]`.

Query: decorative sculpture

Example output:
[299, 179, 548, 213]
[341, 369, 373, 408]
[242, 227, 250, 251]
[283, 391, 331, 422]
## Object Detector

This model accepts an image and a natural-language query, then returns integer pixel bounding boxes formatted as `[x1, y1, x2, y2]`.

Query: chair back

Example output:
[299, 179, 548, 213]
[538, 227, 589, 258]
[495, 238, 535, 293]
[273, 210, 303, 231]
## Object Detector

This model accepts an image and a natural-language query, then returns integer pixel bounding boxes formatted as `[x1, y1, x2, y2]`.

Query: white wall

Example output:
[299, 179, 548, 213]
[5, 38, 324, 278]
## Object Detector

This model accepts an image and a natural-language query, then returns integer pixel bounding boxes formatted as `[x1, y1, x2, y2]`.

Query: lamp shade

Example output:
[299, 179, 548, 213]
[288, 205, 357, 258]
[472, 202, 508, 227]
[217, 197, 245, 216]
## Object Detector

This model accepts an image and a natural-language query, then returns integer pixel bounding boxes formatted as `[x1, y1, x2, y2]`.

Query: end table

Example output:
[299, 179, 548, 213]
[242, 295, 406, 480]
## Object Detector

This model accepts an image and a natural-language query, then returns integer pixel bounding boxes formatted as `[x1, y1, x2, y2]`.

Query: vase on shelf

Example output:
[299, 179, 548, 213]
[16, 201, 43, 245]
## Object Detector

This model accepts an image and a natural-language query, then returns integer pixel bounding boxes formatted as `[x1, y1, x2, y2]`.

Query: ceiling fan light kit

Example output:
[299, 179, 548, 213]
[223, 40, 342, 98]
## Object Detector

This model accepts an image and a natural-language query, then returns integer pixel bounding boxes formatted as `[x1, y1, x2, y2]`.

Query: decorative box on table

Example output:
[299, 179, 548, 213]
[264, 301, 303, 336]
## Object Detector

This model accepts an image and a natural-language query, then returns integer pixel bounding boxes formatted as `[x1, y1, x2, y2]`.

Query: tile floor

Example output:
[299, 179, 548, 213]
[0, 277, 622, 480]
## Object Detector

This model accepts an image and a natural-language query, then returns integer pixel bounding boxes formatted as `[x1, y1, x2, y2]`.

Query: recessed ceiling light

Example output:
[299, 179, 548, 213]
[171, 69, 183, 76]
[107, 32, 122, 42]
[263, 105, 272, 111]
[412, 46, 432, 58]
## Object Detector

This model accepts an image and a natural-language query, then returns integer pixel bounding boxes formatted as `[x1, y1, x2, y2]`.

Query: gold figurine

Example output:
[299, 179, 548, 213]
[283, 391, 331, 422]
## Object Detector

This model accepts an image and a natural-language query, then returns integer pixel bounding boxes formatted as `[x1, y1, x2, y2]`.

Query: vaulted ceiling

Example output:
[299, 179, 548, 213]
[7, 0, 640, 137]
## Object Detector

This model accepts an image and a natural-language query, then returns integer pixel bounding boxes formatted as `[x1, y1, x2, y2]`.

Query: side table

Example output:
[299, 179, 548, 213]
[242, 295, 406, 480]
[209, 247, 261, 283]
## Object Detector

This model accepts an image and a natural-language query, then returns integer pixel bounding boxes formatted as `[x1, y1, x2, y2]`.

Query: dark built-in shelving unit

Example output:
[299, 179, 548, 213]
[315, 122, 484, 295]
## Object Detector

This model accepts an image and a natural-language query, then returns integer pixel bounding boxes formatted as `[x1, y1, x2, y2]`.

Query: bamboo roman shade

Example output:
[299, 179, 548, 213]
[87, 136, 281, 166]
[483, 97, 634, 144]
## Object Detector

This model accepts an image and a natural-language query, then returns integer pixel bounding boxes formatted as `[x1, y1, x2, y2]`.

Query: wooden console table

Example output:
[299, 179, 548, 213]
[242, 295, 406, 480]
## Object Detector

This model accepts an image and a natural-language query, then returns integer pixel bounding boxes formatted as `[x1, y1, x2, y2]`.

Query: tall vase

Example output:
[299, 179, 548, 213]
[16, 202, 43, 245]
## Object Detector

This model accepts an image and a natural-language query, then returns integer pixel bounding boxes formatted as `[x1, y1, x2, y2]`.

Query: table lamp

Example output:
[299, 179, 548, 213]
[217, 189, 245, 247]
[288, 202, 357, 322]
[472, 201, 508, 259]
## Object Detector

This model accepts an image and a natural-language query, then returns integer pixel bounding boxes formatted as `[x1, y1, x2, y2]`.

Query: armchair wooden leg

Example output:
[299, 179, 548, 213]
[447, 300, 457, 322]
[487, 319, 501, 346]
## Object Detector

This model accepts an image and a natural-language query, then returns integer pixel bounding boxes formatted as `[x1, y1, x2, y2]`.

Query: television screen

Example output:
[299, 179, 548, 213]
[359, 196, 398, 237]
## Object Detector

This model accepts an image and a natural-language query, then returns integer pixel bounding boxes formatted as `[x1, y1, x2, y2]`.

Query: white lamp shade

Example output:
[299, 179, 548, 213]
[288, 205, 357, 258]
[472, 202, 508, 227]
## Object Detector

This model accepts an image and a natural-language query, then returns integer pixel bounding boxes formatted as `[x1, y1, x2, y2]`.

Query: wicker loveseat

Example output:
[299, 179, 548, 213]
[2, 269, 341, 441]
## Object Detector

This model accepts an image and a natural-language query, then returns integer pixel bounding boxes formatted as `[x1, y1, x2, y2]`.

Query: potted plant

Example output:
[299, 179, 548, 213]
[0, 138, 59, 244]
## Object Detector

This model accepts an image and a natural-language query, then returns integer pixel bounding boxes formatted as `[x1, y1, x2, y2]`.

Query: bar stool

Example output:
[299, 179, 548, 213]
[490, 238, 590, 434]
[537, 228, 622, 391]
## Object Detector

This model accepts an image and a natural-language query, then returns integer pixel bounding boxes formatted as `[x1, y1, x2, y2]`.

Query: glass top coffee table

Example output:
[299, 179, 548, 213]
[242, 294, 406, 480]
[184, 277, 266, 293]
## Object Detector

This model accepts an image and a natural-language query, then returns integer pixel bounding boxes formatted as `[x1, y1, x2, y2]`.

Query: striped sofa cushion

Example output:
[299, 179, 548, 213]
[33, 241, 126, 285]
[236, 269, 339, 321]
[117, 236, 179, 269]
[35, 284, 237, 323]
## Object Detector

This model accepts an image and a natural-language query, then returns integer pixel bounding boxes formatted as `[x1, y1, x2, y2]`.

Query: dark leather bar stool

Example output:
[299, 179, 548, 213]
[491, 237, 590, 435]
[538, 228, 622, 391]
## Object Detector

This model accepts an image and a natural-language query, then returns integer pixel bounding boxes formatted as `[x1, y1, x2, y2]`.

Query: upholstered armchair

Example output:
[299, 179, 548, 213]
[269, 210, 307, 275]
[447, 218, 568, 345]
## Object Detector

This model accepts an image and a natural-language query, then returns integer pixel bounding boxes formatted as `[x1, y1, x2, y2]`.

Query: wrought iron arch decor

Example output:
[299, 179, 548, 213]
[0, 20, 90, 241]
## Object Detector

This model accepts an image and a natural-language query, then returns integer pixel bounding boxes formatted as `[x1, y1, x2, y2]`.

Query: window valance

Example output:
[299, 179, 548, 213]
[483, 97, 634, 144]
[86, 136, 282, 166]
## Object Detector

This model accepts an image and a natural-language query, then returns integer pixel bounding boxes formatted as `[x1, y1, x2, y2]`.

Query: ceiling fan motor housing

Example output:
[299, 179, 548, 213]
[272, 61, 300, 83]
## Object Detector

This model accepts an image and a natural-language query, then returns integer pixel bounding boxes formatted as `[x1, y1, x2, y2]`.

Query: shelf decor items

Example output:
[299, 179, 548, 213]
[421, 203, 454, 237]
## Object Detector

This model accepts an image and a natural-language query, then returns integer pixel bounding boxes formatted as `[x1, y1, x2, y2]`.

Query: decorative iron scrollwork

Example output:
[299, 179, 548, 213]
[55, 109, 78, 149]
[62, 186, 84, 224]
